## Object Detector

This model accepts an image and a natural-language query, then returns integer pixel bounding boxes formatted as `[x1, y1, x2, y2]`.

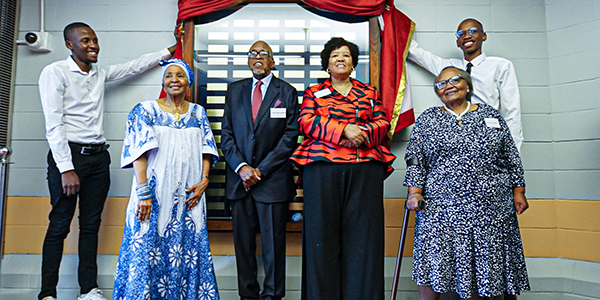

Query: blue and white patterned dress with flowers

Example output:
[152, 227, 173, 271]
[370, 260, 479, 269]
[113, 100, 220, 300]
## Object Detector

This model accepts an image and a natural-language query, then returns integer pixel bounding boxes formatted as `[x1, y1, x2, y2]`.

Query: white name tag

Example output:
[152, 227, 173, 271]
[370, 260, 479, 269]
[270, 108, 286, 118]
[484, 118, 500, 128]
[314, 88, 331, 98]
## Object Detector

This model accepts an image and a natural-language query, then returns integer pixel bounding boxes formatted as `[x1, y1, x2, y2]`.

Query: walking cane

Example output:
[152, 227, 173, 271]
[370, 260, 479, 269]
[390, 158, 424, 300]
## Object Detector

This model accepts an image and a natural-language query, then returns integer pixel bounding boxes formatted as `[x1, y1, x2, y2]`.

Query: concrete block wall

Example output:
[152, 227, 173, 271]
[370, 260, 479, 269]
[388, 0, 552, 198]
[10, 0, 179, 197]
[5, 0, 600, 298]
[545, 0, 600, 200]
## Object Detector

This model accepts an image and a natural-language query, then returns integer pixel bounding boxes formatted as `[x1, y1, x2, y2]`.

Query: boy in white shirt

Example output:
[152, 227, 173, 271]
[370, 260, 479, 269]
[408, 18, 524, 152]
[38, 22, 175, 300]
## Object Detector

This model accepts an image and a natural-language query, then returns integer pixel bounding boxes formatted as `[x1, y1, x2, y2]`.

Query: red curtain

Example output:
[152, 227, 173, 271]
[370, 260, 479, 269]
[380, 1, 415, 133]
[301, 0, 386, 16]
[177, 0, 238, 22]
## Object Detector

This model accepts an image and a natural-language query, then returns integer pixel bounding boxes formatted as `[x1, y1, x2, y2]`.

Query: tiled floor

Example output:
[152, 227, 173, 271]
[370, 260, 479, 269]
[4, 255, 600, 300]
[0, 255, 418, 300]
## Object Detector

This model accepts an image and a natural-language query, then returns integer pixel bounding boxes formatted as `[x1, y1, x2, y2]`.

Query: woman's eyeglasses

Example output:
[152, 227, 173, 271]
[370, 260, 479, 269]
[434, 75, 464, 90]
[247, 50, 271, 59]
[456, 27, 480, 38]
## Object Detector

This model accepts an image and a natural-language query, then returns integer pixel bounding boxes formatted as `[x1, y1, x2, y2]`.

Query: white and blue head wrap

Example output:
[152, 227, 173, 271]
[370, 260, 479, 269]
[159, 59, 194, 87]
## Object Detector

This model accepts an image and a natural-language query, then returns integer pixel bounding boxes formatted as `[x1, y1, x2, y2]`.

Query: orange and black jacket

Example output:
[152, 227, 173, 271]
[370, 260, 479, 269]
[290, 78, 395, 172]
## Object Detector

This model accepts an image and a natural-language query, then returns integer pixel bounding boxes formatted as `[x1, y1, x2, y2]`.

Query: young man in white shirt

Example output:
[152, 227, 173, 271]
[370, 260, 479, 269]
[408, 18, 524, 151]
[38, 22, 175, 300]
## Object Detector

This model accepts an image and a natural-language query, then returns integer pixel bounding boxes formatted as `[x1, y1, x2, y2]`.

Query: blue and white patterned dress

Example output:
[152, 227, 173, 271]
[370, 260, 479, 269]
[113, 100, 220, 300]
[403, 103, 530, 298]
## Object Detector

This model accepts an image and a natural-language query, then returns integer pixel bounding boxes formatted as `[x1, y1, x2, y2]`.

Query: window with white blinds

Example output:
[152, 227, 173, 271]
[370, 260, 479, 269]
[193, 4, 369, 218]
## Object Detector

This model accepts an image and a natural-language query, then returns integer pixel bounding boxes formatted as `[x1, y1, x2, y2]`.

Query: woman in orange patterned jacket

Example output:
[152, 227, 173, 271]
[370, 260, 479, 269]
[291, 37, 395, 300]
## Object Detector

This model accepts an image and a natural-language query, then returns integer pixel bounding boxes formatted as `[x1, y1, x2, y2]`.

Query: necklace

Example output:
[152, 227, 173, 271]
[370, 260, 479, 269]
[165, 101, 186, 121]
[444, 101, 471, 121]
[334, 87, 350, 96]
[332, 83, 352, 96]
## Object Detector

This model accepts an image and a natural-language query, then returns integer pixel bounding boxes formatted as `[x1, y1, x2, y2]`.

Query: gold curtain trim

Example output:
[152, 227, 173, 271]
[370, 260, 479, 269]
[387, 20, 415, 139]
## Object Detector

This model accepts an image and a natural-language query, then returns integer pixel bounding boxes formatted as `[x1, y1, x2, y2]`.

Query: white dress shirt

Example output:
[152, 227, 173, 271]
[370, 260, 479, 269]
[234, 73, 274, 173]
[408, 40, 524, 150]
[39, 48, 171, 173]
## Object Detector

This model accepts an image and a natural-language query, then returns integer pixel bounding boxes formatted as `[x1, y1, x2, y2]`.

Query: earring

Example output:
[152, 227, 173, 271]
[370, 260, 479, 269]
[467, 89, 470, 93]
[326, 68, 330, 74]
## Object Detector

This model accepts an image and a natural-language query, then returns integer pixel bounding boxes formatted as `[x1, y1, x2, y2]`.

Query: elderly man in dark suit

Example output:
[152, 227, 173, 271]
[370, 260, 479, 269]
[221, 40, 299, 300]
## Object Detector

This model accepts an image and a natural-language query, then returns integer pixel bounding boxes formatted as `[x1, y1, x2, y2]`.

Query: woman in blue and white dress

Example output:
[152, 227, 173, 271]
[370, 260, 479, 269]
[113, 59, 219, 300]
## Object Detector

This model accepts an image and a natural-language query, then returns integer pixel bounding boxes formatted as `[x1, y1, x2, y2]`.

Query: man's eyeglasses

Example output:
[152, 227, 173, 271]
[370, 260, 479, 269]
[434, 75, 464, 90]
[247, 50, 271, 59]
[456, 27, 480, 38]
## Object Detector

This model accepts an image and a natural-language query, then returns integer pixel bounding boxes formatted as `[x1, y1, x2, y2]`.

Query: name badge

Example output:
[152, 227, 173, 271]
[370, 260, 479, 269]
[484, 118, 500, 128]
[314, 88, 331, 98]
[270, 108, 286, 119]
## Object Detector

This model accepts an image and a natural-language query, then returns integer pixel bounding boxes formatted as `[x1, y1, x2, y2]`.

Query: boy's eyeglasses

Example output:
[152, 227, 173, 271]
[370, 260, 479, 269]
[456, 27, 480, 38]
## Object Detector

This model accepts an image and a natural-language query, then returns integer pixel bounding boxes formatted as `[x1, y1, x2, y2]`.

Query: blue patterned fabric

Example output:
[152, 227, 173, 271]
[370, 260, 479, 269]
[159, 59, 194, 87]
[403, 103, 530, 298]
[114, 101, 219, 300]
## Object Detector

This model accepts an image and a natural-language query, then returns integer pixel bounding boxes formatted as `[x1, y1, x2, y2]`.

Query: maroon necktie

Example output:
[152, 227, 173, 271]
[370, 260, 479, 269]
[252, 80, 263, 122]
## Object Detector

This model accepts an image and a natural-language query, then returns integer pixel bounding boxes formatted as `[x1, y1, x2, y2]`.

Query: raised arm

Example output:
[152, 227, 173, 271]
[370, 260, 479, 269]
[105, 48, 172, 82]
[407, 39, 450, 76]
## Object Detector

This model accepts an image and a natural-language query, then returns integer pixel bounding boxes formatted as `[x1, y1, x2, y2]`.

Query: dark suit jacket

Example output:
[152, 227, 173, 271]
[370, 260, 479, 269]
[221, 76, 299, 203]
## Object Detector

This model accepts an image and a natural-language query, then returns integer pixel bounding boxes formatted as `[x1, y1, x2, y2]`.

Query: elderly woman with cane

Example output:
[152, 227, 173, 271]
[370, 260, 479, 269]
[403, 66, 530, 300]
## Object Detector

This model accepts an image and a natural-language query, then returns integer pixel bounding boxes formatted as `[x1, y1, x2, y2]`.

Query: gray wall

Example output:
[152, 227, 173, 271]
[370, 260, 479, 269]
[8, 0, 599, 201]
[387, 0, 552, 198]
[7, 1, 600, 296]
[545, 0, 600, 200]
[10, 0, 178, 196]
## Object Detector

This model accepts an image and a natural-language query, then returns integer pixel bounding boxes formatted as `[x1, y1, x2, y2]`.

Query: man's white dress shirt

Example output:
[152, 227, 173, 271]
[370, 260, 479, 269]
[408, 40, 524, 150]
[39, 48, 171, 173]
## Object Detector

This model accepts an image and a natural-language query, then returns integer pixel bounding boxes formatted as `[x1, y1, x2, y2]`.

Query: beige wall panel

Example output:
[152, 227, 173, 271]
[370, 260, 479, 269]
[98, 226, 125, 254]
[5, 197, 600, 263]
[556, 200, 600, 232]
[558, 230, 600, 262]
[101, 197, 128, 226]
[286, 232, 302, 256]
[207, 232, 236, 256]
[385, 227, 414, 257]
[384, 198, 405, 228]
[6, 196, 51, 225]
[4, 225, 46, 254]
[384, 198, 417, 228]
[518, 199, 557, 229]
[520, 228, 559, 257]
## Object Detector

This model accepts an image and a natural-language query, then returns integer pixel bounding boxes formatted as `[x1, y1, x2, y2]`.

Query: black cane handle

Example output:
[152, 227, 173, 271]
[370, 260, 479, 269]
[404, 200, 426, 210]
